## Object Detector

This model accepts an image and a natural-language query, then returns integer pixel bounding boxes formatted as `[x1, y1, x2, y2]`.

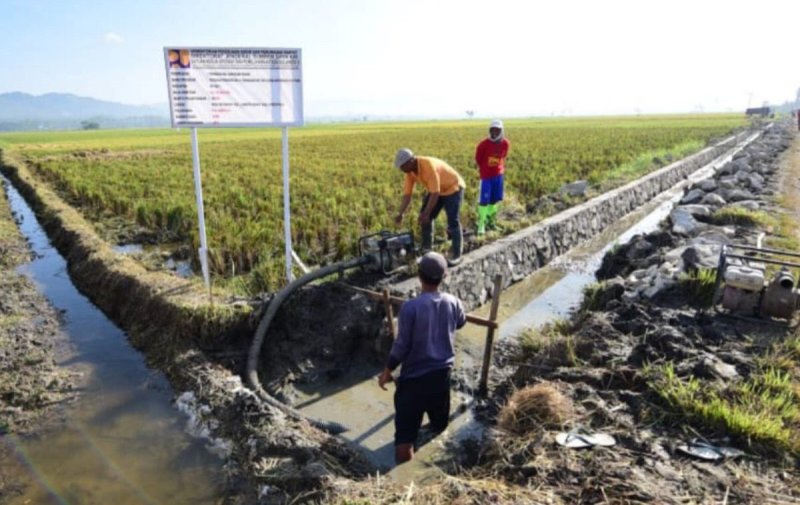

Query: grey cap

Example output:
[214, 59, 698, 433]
[417, 251, 448, 281]
[394, 148, 414, 168]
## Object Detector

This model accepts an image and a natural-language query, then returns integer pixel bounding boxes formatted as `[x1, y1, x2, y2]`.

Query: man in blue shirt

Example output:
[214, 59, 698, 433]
[378, 252, 467, 463]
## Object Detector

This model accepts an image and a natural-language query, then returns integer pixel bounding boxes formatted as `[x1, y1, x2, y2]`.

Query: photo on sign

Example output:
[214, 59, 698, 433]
[167, 49, 191, 69]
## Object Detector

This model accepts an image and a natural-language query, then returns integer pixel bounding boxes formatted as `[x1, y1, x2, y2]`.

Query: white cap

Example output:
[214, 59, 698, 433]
[394, 148, 414, 168]
[490, 119, 504, 130]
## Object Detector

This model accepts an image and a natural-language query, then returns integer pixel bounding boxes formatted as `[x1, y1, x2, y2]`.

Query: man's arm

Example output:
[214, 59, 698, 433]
[380, 303, 414, 390]
[395, 194, 412, 226]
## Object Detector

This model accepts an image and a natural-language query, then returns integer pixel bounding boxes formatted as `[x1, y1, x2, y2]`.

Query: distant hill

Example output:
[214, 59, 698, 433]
[0, 92, 169, 131]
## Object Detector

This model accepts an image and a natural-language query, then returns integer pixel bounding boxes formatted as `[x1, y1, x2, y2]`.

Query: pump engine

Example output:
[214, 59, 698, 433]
[714, 243, 800, 323]
[358, 230, 416, 275]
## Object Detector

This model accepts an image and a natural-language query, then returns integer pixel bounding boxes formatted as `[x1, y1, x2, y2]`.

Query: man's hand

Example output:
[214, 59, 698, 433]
[394, 213, 404, 227]
[378, 368, 394, 390]
[418, 212, 430, 226]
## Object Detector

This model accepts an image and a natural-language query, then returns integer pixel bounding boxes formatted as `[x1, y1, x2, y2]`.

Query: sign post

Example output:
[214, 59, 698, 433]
[190, 128, 211, 291]
[281, 126, 292, 282]
[164, 47, 304, 286]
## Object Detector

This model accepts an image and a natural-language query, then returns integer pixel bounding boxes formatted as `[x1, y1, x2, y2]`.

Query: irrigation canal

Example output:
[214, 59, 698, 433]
[1, 174, 226, 505]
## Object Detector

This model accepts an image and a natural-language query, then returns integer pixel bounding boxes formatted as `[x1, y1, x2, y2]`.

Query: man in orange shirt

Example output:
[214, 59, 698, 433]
[393, 148, 466, 265]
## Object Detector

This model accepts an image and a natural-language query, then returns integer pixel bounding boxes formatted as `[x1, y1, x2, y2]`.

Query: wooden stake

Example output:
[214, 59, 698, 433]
[479, 274, 503, 397]
[382, 288, 396, 339]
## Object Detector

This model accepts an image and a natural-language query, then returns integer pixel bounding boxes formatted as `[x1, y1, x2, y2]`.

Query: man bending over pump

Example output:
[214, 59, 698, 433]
[393, 148, 466, 266]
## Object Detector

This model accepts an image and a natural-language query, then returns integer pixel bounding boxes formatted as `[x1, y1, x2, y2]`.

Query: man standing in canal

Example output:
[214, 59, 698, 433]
[393, 148, 466, 266]
[378, 252, 467, 463]
[474, 119, 510, 235]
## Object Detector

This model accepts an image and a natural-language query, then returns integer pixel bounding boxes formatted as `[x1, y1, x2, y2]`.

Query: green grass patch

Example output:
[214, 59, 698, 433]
[596, 140, 704, 189]
[708, 207, 773, 227]
[648, 335, 800, 455]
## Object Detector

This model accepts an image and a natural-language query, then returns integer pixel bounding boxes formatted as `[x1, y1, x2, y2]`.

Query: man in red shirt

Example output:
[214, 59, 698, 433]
[474, 120, 510, 234]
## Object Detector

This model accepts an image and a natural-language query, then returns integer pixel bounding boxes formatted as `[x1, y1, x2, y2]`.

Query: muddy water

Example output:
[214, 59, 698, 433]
[296, 133, 758, 476]
[1, 176, 225, 505]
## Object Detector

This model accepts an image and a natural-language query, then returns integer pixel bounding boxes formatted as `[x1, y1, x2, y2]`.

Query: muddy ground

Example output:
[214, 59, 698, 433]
[445, 122, 800, 504]
[0, 179, 81, 502]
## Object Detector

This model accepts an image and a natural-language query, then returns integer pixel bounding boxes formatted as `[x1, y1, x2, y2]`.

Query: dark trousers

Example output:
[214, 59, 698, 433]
[393, 368, 451, 445]
[420, 189, 463, 256]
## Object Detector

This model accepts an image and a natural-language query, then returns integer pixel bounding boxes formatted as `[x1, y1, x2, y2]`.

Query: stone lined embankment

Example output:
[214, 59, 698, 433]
[391, 129, 758, 309]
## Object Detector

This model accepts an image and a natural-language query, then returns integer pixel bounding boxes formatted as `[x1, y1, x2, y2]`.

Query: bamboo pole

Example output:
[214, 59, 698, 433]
[478, 274, 504, 397]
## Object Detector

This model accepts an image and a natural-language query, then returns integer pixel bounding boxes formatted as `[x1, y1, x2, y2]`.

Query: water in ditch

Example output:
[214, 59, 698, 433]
[0, 175, 226, 504]
[295, 134, 756, 477]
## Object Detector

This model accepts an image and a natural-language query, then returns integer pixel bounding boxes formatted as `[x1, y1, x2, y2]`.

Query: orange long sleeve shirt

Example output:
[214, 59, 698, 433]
[402, 156, 465, 197]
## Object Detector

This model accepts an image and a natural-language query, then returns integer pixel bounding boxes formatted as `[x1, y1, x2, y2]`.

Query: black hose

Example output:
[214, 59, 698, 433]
[246, 255, 373, 435]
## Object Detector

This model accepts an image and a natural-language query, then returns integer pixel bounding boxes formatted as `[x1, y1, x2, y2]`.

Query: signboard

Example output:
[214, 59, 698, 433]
[163, 47, 303, 127]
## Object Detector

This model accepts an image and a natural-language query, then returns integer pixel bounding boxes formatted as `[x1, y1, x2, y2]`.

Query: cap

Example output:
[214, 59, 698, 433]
[394, 148, 414, 168]
[489, 119, 504, 130]
[417, 251, 448, 281]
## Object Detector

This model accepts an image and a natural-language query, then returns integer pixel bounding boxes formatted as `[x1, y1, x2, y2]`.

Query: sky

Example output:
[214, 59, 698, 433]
[1, 0, 798, 118]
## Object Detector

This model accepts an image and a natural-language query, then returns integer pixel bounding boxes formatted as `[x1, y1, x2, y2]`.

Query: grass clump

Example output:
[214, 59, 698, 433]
[497, 382, 574, 433]
[580, 281, 604, 312]
[677, 267, 717, 307]
[517, 320, 580, 369]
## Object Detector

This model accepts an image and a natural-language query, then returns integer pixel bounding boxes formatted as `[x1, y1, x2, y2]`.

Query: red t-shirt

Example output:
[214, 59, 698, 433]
[475, 138, 510, 180]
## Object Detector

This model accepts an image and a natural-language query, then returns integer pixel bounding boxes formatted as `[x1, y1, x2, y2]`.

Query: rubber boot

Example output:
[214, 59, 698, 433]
[487, 203, 499, 231]
[420, 220, 434, 253]
[477, 205, 489, 235]
[448, 225, 462, 266]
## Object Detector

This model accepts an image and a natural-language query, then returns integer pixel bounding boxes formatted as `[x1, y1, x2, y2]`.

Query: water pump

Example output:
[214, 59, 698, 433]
[358, 230, 416, 275]
[713, 243, 800, 324]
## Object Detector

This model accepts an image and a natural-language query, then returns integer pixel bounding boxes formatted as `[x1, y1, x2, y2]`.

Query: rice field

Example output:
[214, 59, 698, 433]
[0, 114, 746, 293]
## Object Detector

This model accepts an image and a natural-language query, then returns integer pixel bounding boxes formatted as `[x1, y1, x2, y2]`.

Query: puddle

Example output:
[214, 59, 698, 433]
[113, 243, 193, 278]
[1, 175, 226, 504]
[165, 258, 193, 278]
[113, 243, 144, 255]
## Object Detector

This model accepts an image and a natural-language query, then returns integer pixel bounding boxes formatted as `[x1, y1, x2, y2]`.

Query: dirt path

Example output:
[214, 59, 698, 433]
[0, 178, 80, 501]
